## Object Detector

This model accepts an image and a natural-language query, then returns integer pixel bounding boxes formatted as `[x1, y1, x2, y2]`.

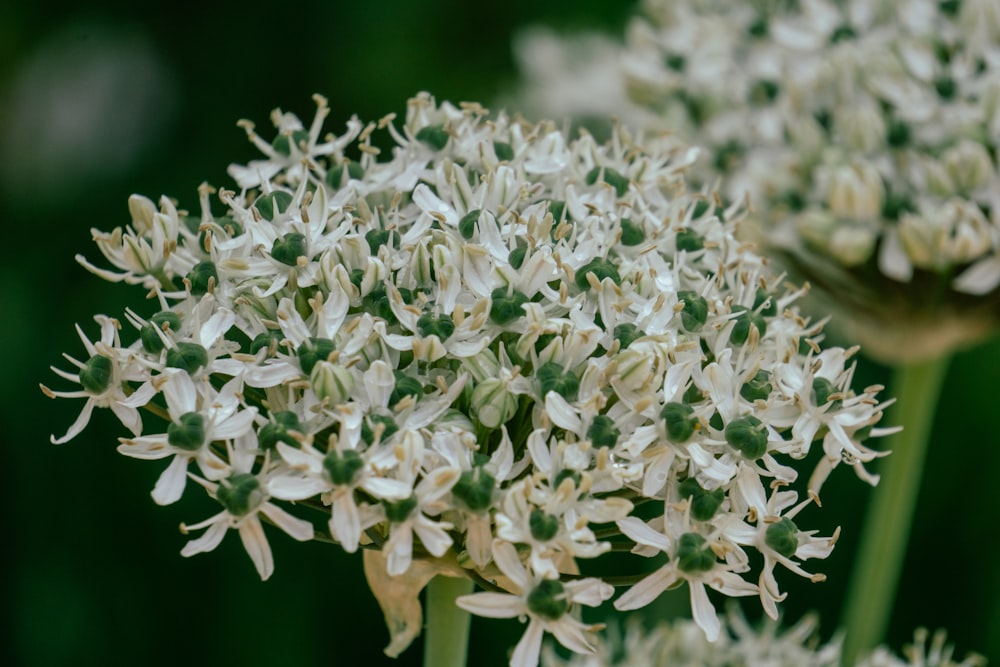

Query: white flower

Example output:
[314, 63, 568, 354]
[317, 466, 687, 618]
[456, 540, 614, 667]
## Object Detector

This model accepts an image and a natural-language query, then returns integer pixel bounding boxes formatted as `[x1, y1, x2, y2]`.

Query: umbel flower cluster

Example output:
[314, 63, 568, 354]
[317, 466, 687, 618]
[43, 93, 891, 665]
[540, 610, 985, 667]
[518, 0, 1000, 363]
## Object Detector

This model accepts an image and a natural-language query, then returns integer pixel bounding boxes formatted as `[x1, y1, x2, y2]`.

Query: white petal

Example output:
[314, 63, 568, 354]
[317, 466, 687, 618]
[454, 592, 522, 619]
[151, 455, 190, 505]
[181, 516, 228, 556]
[238, 516, 274, 580]
[689, 581, 721, 641]
[330, 493, 361, 552]
[491, 540, 531, 593]
[549, 618, 595, 655]
[616, 516, 671, 552]
[50, 398, 96, 444]
[613, 563, 676, 611]
[260, 502, 314, 542]
[511, 619, 544, 667]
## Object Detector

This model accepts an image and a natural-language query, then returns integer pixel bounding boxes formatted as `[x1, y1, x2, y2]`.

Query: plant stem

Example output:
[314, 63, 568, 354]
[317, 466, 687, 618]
[423, 575, 473, 667]
[840, 355, 950, 666]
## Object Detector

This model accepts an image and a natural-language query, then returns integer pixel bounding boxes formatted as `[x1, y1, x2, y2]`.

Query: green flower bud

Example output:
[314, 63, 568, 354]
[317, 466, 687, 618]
[471, 378, 518, 429]
[812, 377, 840, 408]
[325, 160, 365, 189]
[383, 494, 418, 523]
[740, 370, 773, 402]
[416, 124, 449, 150]
[416, 312, 455, 341]
[362, 413, 398, 445]
[509, 245, 528, 270]
[216, 473, 263, 517]
[324, 449, 365, 486]
[730, 306, 767, 345]
[258, 411, 301, 450]
[529, 508, 560, 542]
[620, 218, 645, 246]
[554, 468, 582, 490]
[365, 228, 398, 255]
[679, 478, 725, 522]
[587, 415, 620, 448]
[249, 330, 284, 356]
[665, 53, 686, 71]
[255, 191, 294, 220]
[537, 362, 579, 402]
[140, 311, 182, 354]
[452, 467, 496, 512]
[753, 289, 777, 317]
[80, 354, 114, 394]
[613, 323, 644, 350]
[489, 288, 529, 325]
[459, 209, 481, 240]
[493, 141, 514, 162]
[725, 416, 768, 459]
[297, 337, 336, 375]
[271, 129, 310, 156]
[547, 200, 567, 223]
[574, 257, 621, 289]
[310, 361, 355, 405]
[167, 412, 206, 451]
[661, 402, 698, 442]
[271, 232, 308, 266]
[677, 290, 708, 332]
[186, 261, 218, 296]
[361, 288, 397, 323]
[934, 75, 956, 100]
[166, 342, 208, 374]
[676, 532, 716, 573]
[585, 166, 630, 196]
[765, 517, 799, 558]
[526, 579, 568, 620]
[389, 371, 423, 408]
[676, 228, 704, 252]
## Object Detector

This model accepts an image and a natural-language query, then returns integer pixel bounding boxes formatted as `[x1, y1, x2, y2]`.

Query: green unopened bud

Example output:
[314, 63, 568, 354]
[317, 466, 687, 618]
[462, 349, 500, 384]
[765, 517, 799, 558]
[574, 258, 621, 289]
[167, 412, 206, 451]
[255, 191, 294, 220]
[297, 337, 336, 375]
[80, 354, 114, 394]
[259, 411, 301, 450]
[362, 413, 398, 445]
[325, 160, 365, 189]
[489, 288, 529, 325]
[661, 402, 698, 442]
[493, 141, 514, 162]
[416, 312, 455, 341]
[389, 372, 423, 408]
[509, 245, 528, 270]
[271, 129, 310, 156]
[676, 532, 716, 573]
[585, 166, 630, 196]
[140, 311, 182, 353]
[547, 200, 567, 223]
[365, 228, 398, 255]
[537, 362, 579, 402]
[471, 378, 518, 429]
[310, 361, 355, 405]
[271, 232, 308, 266]
[526, 579, 568, 620]
[166, 342, 208, 374]
[324, 449, 364, 486]
[613, 323, 644, 350]
[753, 289, 777, 317]
[730, 306, 767, 345]
[383, 494, 418, 523]
[217, 473, 263, 517]
[186, 261, 218, 296]
[452, 467, 496, 512]
[459, 209, 481, 240]
[679, 478, 725, 522]
[812, 377, 840, 408]
[676, 228, 703, 252]
[725, 416, 768, 459]
[741, 370, 773, 402]
[620, 218, 645, 246]
[677, 290, 708, 331]
[416, 124, 449, 150]
[529, 508, 560, 542]
[249, 330, 284, 356]
[361, 288, 396, 323]
[587, 415, 620, 448]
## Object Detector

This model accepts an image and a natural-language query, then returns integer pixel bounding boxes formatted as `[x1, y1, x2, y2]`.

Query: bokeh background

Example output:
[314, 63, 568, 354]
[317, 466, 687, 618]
[3, 1, 997, 665]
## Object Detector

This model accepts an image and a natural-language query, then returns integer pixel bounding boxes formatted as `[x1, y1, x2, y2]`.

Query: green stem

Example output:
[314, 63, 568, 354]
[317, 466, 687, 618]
[423, 575, 473, 667]
[840, 355, 951, 666]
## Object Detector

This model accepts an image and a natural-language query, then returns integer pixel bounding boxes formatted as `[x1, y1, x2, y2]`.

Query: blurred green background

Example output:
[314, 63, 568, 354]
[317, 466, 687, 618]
[3, 1, 997, 665]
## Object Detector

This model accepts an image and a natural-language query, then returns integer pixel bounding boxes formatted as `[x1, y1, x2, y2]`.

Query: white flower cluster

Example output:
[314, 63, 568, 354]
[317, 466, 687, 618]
[43, 93, 891, 666]
[540, 610, 985, 667]
[517, 0, 1000, 362]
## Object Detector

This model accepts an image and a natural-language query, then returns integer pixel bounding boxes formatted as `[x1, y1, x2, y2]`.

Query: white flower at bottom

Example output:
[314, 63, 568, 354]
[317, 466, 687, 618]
[456, 540, 613, 667]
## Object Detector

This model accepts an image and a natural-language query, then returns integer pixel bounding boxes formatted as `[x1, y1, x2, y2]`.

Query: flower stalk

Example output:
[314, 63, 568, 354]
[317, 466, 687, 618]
[424, 576, 474, 667]
[841, 355, 951, 666]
